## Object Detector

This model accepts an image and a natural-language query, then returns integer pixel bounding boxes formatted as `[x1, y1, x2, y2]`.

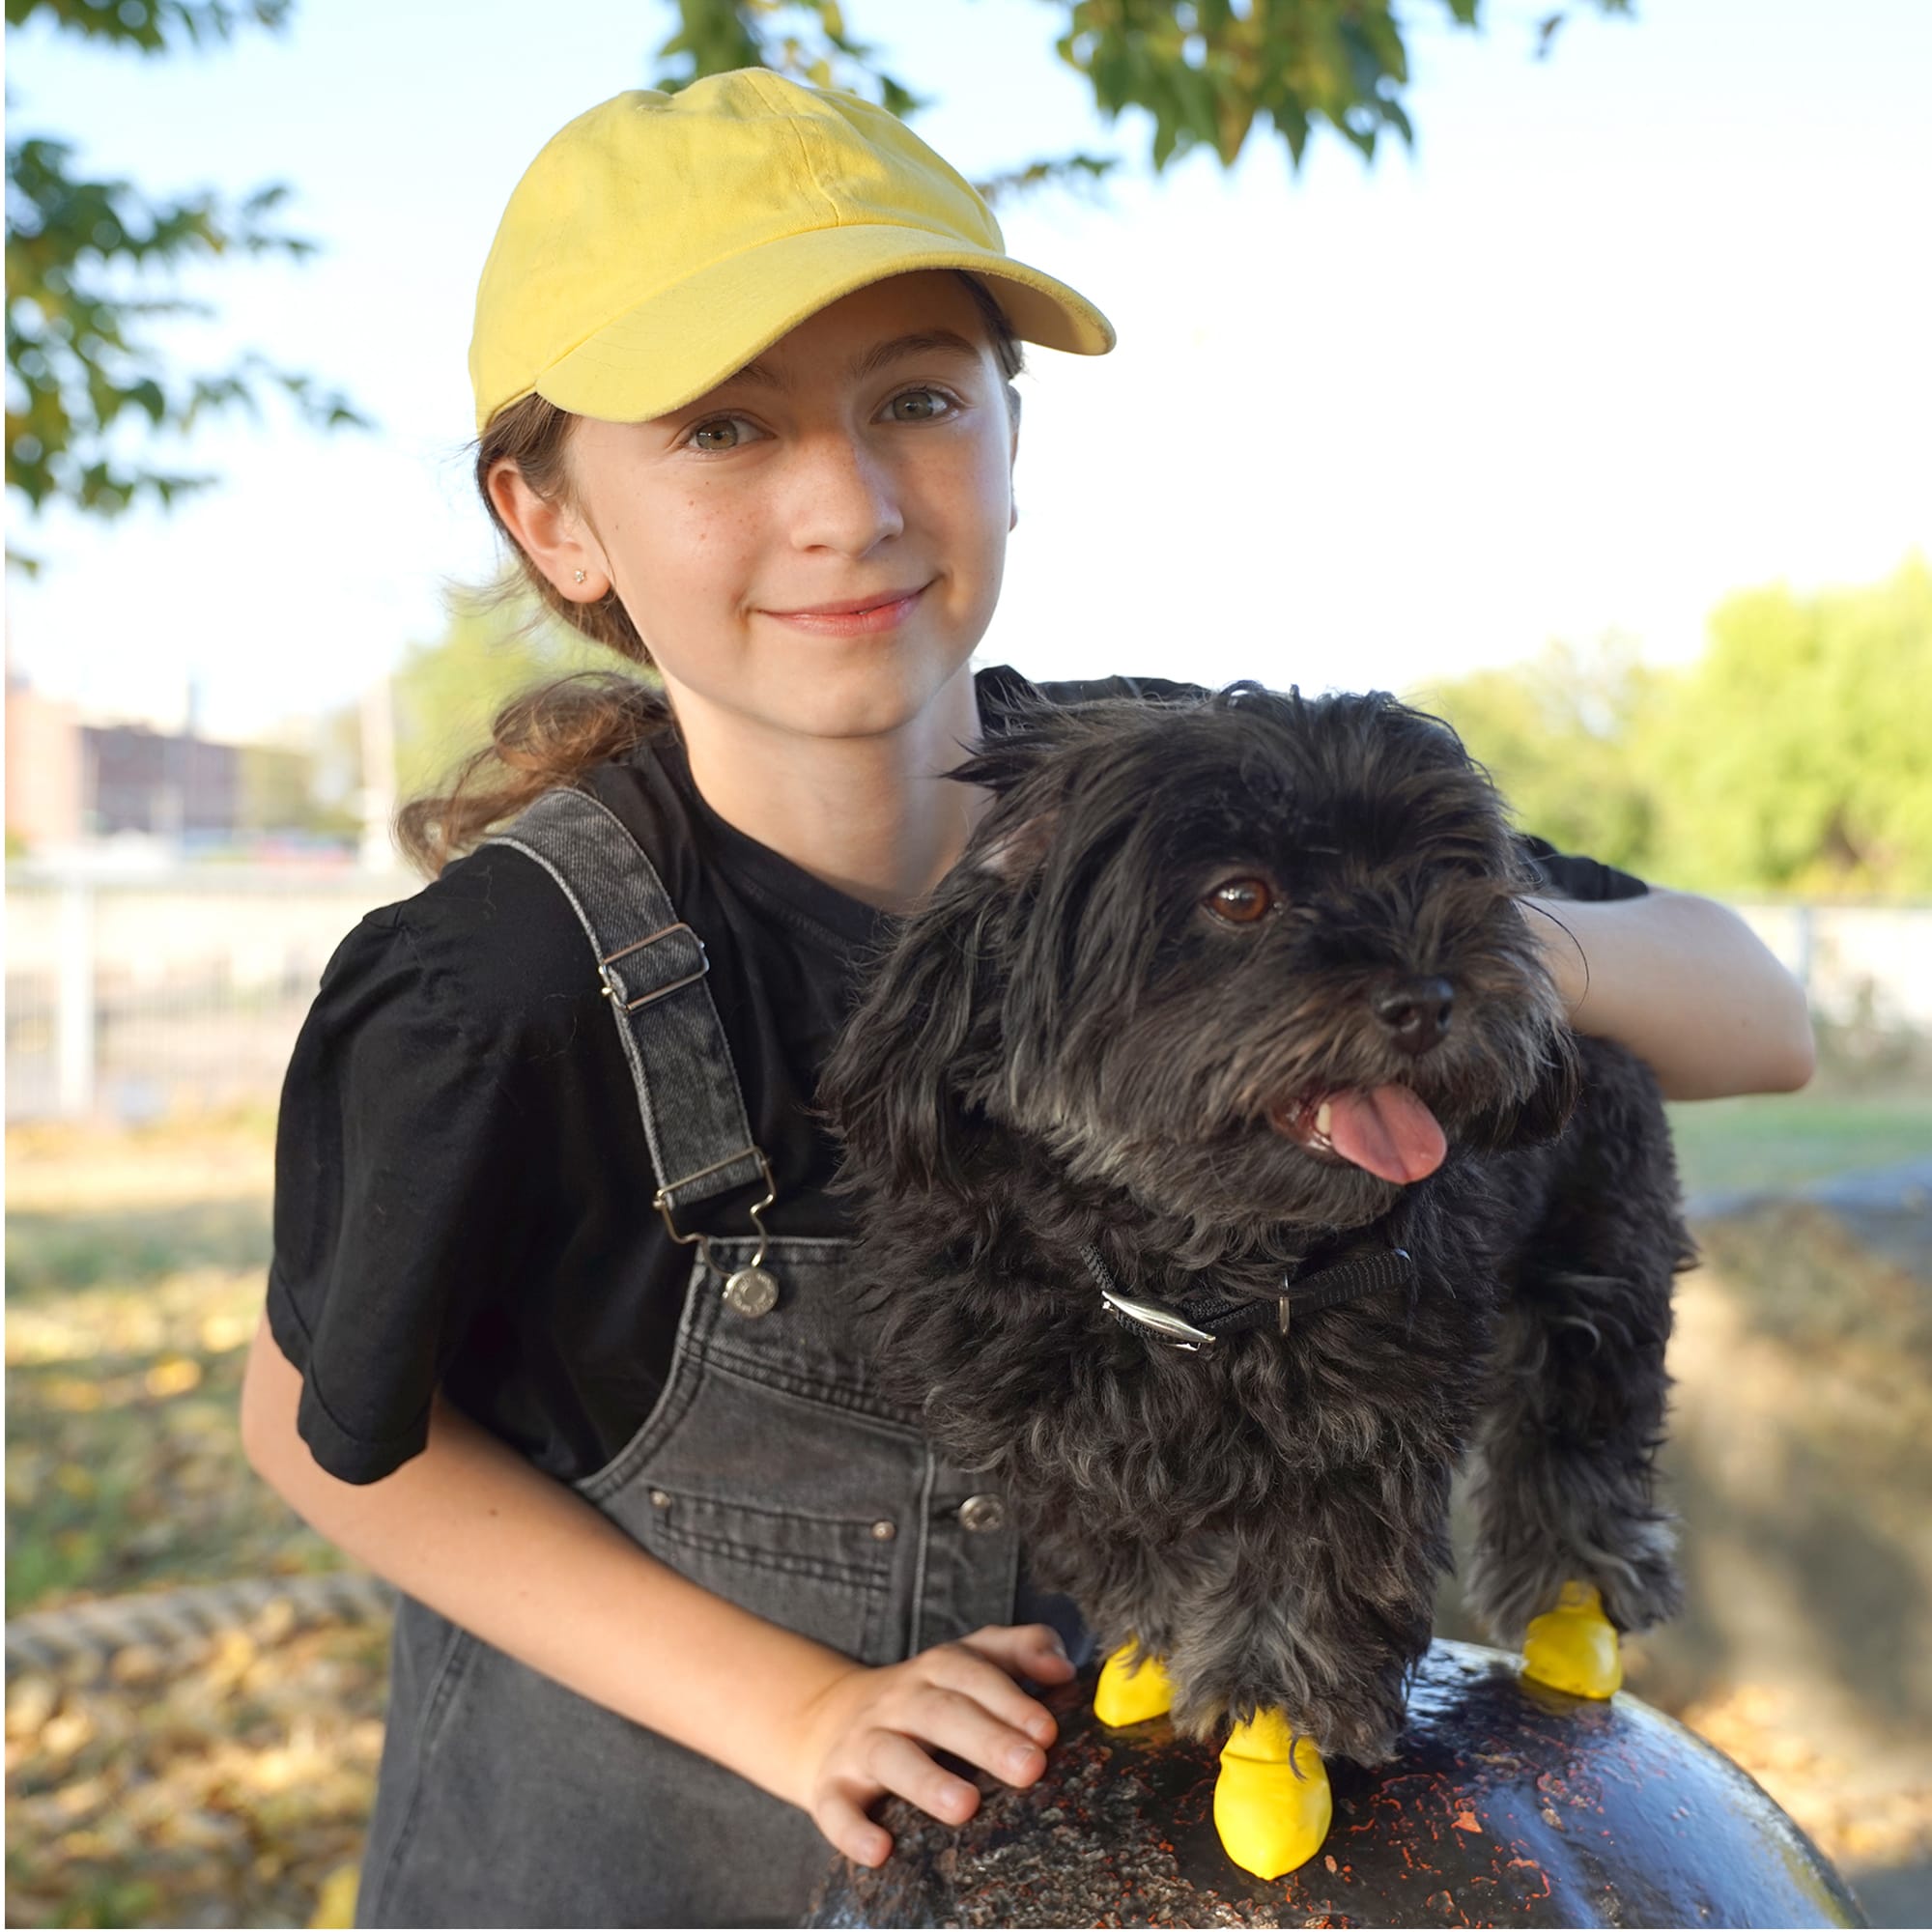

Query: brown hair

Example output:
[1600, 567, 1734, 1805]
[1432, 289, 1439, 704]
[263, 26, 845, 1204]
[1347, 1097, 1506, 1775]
[396, 272, 1027, 875]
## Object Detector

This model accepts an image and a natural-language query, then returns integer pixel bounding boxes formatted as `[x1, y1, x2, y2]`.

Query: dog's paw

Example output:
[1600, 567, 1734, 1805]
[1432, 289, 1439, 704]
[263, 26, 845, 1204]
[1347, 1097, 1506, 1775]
[1213, 1711, 1331, 1880]
[1094, 1641, 1175, 1726]
[1520, 1580, 1622, 1698]
[1278, 1685, 1404, 1769]
[1597, 1527, 1687, 1636]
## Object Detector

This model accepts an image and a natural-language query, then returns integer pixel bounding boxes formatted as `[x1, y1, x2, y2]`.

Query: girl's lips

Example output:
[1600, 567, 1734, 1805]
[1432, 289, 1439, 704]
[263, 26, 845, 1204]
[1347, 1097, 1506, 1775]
[762, 583, 928, 635]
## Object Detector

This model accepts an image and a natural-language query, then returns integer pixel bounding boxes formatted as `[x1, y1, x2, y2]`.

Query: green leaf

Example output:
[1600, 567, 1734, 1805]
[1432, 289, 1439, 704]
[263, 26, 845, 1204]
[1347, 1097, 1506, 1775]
[7, 0, 294, 55]
[6, 21, 367, 551]
[972, 151, 1119, 209]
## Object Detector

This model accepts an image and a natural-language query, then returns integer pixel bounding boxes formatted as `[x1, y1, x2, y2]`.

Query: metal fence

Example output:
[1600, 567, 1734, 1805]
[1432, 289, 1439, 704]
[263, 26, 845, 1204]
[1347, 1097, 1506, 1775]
[5, 867, 413, 1122]
[5, 867, 1929, 1122]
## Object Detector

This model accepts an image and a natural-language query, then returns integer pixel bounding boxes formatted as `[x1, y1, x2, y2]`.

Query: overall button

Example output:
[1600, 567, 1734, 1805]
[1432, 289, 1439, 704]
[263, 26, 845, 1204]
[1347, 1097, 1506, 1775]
[722, 1265, 780, 1318]
[957, 1493, 1007, 1533]
[870, 1520, 897, 1543]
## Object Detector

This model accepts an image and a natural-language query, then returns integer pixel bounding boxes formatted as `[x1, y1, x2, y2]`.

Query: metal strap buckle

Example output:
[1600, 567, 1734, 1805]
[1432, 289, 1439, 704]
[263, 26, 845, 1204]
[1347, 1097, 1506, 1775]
[599, 923, 707, 1010]
[1098, 1285, 1216, 1352]
[653, 1146, 777, 1276]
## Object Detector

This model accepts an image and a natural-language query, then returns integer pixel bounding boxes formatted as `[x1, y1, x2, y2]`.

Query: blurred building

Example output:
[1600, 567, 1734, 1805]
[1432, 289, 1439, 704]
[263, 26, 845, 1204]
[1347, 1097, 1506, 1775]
[86, 721, 241, 837]
[5, 672, 84, 848]
[6, 672, 319, 850]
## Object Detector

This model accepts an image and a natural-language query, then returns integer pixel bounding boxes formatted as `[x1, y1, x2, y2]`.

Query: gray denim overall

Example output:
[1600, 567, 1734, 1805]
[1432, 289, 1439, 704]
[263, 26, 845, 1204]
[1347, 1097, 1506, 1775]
[355, 788, 1090, 1929]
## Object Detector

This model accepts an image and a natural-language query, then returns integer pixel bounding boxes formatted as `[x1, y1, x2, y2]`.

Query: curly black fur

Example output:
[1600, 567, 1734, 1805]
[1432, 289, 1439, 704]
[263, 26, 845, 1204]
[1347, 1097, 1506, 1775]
[816, 683, 1694, 1764]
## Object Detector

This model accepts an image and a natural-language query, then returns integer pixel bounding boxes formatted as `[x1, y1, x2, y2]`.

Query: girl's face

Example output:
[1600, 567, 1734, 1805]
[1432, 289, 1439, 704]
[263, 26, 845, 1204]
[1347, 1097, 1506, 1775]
[521, 271, 1018, 745]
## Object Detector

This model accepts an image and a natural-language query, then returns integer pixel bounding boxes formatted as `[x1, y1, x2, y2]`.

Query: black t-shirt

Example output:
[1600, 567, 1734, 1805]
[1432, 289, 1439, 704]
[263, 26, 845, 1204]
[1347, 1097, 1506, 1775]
[267, 665, 1647, 1487]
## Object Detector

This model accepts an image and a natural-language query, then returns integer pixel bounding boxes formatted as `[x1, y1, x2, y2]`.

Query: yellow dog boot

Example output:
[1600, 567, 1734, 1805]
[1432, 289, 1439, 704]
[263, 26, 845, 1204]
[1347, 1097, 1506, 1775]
[1213, 1708, 1332, 1880]
[1094, 1640, 1175, 1726]
[1521, 1580, 1622, 1698]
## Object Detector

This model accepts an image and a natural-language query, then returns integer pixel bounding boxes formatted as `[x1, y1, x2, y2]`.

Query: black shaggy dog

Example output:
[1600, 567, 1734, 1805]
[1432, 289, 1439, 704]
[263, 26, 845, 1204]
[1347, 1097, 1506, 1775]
[817, 683, 1691, 1807]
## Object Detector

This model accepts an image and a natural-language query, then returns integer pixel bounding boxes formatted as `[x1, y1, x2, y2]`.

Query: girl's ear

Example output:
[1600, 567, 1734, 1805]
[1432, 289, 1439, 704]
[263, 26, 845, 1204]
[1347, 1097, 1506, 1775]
[816, 896, 998, 1206]
[488, 457, 607, 603]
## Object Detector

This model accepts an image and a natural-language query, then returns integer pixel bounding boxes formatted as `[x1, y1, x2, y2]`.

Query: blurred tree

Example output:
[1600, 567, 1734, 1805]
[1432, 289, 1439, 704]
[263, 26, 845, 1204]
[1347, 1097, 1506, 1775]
[235, 738, 319, 834]
[5, 0, 369, 576]
[652, 0, 1118, 201]
[1409, 635, 1666, 875]
[385, 586, 621, 802]
[1646, 556, 1932, 901]
[653, 0, 1633, 187]
[1415, 559, 1932, 902]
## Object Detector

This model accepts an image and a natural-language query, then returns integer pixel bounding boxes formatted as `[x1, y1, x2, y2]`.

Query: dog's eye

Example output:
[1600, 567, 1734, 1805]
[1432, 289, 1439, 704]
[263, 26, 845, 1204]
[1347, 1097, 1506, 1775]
[1205, 878, 1275, 924]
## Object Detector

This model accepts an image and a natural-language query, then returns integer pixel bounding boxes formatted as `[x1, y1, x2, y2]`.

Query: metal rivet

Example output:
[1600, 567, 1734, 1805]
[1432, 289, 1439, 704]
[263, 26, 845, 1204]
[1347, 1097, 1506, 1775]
[723, 1265, 780, 1318]
[648, 1489, 671, 1509]
[869, 1520, 896, 1543]
[957, 1493, 1007, 1533]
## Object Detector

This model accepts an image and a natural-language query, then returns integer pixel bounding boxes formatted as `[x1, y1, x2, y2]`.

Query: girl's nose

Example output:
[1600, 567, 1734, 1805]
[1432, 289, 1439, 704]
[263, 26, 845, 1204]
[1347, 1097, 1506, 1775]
[785, 431, 906, 554]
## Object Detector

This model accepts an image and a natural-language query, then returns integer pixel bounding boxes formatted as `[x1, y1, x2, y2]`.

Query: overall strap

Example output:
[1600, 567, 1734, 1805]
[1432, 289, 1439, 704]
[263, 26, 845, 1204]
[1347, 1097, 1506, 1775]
[483, 787, 774, 1255]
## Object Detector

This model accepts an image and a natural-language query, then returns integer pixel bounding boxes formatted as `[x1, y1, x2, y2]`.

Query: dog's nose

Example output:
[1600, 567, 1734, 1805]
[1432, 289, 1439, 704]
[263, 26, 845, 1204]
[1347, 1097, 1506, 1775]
[1372, 977, 1455, 1055]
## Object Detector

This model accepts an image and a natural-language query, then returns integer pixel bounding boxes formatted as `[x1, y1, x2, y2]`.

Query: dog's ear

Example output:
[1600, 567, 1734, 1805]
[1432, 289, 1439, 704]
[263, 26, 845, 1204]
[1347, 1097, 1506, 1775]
[815, 896, 996, 1205]
[1462, 1030, 1583, 1151]
[972, 805, 1058, 885]
[943, 704, 1085, 889]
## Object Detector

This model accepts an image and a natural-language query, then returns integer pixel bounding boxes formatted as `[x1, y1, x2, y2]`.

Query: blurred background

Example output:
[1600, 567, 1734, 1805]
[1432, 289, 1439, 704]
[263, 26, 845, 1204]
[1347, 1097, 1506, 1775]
[6, 0, 1928, 1924]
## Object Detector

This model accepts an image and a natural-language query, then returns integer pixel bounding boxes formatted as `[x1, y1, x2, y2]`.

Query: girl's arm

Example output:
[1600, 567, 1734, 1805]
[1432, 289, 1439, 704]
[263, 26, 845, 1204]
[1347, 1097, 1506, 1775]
[239, 1316, 1071, 1867]
[1520, 887, 1816, 1100]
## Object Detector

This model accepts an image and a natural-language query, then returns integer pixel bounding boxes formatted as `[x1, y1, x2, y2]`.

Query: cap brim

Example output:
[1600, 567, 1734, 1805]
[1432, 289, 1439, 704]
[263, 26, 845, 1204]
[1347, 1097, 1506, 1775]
[526, 223, 1115, 427]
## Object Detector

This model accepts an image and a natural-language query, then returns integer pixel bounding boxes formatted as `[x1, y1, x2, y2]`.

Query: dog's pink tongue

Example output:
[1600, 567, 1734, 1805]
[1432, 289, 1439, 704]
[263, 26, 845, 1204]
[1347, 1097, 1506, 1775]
[1323, 1086, 1447, 1183]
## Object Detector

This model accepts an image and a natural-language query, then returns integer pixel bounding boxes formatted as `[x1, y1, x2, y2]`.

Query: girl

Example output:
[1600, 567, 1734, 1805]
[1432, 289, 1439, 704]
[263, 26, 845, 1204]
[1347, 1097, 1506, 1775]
[241, 70, 1815, 1927]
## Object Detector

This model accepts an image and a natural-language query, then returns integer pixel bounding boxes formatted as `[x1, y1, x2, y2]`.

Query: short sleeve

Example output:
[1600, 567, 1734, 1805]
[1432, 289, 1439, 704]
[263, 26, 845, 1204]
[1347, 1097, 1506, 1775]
[1515, 833, 1650, 902]
[267, 908, 539, 1485]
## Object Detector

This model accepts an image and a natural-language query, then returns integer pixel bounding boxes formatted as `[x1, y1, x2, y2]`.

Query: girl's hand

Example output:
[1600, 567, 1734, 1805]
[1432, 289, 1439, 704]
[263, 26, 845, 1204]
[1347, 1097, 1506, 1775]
[784, 1623, 1077, 1866]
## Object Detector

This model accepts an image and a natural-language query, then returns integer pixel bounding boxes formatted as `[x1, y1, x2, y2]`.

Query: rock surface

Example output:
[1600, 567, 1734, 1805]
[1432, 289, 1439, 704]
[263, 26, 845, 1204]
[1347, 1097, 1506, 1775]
[803, 1639, 1866, 1928]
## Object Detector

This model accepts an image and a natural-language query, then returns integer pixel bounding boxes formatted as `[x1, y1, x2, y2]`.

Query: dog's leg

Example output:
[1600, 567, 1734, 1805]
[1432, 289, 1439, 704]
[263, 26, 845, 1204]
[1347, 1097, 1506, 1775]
[1082, 1544, 1194, 1727]
[1465, 1067, 1690, 1687]
[1089, 1581, 1353, 1878]
[1193, 1507, 1441, 1879]
[1465, 1258, 1685, 1690]
[1164, 1468, 1449, 1765]
[1145, 1471, 1450, 1881]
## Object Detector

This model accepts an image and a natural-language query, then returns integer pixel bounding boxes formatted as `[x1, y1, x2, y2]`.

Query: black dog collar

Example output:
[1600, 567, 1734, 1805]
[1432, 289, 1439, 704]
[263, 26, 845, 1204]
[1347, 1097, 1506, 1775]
[1079, 1242, 1414, 1352]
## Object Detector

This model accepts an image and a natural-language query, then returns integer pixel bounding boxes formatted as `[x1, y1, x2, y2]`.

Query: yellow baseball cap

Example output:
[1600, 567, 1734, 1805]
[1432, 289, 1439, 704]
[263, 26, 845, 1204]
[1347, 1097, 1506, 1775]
[469, 70, 1117, 434]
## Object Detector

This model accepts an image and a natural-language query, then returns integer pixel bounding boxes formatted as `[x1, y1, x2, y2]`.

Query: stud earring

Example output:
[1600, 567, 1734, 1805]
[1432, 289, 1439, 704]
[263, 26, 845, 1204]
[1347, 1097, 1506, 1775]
[573, 568, 587, 584]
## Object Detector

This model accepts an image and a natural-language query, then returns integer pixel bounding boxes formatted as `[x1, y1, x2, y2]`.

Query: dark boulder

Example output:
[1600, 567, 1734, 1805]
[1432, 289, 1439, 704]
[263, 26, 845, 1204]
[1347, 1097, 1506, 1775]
[804, 1639, 1865, 1928]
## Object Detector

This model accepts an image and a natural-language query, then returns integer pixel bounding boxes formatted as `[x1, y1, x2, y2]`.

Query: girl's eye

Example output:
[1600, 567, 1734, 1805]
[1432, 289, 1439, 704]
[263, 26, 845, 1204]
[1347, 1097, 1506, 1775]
[686, 415, 760, 453]
[886, 386, 957, 423]
[684, 388, 957, 452]
[1205, 878, 1276, 924]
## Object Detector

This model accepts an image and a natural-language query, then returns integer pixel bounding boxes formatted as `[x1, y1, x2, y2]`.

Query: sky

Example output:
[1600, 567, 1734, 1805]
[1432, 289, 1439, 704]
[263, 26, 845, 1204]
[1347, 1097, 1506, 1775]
[6, 0, 1929, 741]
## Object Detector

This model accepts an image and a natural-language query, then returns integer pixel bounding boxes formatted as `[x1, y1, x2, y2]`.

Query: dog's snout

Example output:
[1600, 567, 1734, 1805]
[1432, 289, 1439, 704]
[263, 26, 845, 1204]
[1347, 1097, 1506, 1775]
[1372, 976, 1455, 1056]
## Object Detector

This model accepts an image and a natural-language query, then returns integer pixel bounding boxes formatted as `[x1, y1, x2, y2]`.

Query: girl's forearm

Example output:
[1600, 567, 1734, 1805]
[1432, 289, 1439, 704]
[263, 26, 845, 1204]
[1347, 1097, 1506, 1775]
[238, 1316, 855, 1809]
[1520, 888, 1816, 1100]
